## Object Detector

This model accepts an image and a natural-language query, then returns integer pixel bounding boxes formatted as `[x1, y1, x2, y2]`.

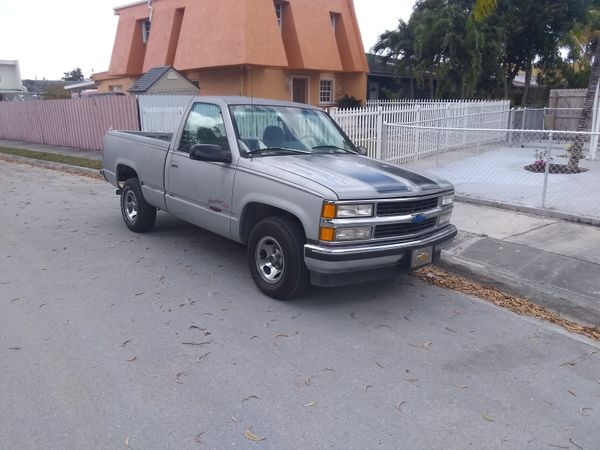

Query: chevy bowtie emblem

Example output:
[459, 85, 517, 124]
[411, 213, 426, 223]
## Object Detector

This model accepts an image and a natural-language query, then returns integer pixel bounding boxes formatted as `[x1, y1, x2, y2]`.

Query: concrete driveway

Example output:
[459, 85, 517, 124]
[1, 162, 599, 450]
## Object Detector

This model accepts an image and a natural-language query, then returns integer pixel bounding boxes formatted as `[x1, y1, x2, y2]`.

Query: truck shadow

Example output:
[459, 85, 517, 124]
[147, 212, 420, 306]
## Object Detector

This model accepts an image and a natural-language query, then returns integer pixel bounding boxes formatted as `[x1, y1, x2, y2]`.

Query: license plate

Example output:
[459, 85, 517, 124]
[410, 246, 433, 269]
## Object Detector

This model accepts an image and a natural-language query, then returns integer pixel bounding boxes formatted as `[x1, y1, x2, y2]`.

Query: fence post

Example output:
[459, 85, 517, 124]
[415, 105, 422, 158]
[541, 131, 552, 208]
[375, 106, 383, 160]
[508, 108, 514, 146]
[520, 106, 527, 146]
[477, 105, 484, 152]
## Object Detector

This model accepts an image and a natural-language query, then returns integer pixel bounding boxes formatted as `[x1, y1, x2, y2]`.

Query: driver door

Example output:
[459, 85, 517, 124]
[165, 103, 236, 238]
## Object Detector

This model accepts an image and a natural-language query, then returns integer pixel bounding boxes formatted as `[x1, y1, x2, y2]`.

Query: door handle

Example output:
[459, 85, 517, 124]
[171, 162, 179, 168]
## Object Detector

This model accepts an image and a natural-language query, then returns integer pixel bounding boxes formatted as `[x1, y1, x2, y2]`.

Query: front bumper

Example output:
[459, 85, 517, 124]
[304, 225, 457, 284]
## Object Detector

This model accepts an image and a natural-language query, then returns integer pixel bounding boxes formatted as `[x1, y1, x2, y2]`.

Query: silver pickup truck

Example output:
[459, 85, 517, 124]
[101, 96, 456, 299]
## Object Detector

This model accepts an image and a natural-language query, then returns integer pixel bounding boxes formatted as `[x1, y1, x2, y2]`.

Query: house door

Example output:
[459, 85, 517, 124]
[292, 78, 308, 103]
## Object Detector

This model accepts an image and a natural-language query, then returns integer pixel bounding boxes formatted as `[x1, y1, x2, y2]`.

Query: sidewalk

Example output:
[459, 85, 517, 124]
[1, 139, 599, 327]
[446, 202, 600, 327]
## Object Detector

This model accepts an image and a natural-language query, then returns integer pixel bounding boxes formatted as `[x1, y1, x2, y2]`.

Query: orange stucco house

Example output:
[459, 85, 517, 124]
[94, 0, 369, 106]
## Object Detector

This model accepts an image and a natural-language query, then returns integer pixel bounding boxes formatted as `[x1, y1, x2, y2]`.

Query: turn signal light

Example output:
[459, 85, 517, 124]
[319, 227, 335, 241]
[321, 203, 336, 219]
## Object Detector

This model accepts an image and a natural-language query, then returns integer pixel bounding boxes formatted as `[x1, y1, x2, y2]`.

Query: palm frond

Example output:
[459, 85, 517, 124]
[472, 0, 498, 22]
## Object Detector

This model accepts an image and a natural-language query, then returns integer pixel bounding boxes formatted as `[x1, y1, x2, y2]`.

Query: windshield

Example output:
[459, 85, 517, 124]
[229, 104, 358, 156]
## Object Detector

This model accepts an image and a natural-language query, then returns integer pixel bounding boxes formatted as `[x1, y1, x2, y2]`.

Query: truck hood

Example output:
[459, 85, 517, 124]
[244, 154, 453, 200]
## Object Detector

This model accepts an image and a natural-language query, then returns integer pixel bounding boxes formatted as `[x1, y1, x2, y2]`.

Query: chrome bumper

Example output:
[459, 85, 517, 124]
[304, 225, 457, 274]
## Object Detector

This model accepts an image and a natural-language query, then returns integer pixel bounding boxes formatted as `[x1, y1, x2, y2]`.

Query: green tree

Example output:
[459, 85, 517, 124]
[63, 67, 84, 81]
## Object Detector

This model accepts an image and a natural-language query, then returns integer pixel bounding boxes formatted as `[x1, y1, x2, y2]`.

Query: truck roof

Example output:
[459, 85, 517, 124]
[190, 96, 322, 110]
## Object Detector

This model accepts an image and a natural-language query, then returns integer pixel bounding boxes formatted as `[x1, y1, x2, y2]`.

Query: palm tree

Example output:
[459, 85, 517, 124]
[472, 0, 597, 171]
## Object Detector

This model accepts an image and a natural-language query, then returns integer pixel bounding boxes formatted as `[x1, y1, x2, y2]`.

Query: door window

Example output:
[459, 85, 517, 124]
[178, 103, 230, 154]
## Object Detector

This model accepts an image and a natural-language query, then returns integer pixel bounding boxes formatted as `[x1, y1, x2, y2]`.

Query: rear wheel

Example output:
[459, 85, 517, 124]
[248, 216, 310, 300]
[120, 178, 156, 232]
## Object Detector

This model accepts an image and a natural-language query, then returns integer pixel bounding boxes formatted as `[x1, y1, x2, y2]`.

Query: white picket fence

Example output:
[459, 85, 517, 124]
[329, 100, 511, 162]
[136, 96, 512, 164]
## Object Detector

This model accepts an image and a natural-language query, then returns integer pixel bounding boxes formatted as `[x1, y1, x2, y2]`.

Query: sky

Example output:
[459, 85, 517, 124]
[0, 0, 415, 81]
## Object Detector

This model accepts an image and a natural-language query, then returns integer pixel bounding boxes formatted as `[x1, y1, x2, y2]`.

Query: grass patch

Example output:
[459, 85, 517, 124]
[0, 146, 102, 170]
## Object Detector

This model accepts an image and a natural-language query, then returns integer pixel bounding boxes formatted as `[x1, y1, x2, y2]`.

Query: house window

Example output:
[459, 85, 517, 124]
[330, 13, 338, 33]
[142, 20, 151, 44]
[319, 79, 334, 104]
[274, 1, 282, 28]
[109, 85, 123, 92]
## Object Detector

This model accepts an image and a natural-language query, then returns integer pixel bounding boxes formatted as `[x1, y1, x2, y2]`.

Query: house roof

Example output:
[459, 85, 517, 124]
[367, 53, 399, 77]
[128, 66, 174, 93]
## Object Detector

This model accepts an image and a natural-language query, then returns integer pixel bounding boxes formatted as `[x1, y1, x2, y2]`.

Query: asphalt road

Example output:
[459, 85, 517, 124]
[1, 161, 599, 450]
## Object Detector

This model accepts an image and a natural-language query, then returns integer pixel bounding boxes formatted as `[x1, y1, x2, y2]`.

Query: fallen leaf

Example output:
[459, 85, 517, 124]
[125, 437, 132, 448]
[569, 438, 584, 450]
[376, 324, 391, 329]
[175, 371, 187, 383]
[320, 368, 336, 372]
[445, 327, 457, 333]
[568, 389, 577, 396]
[230, 415, 240, 423]
[274, 334, 289, 339]
[127, 356, 137, 362]
[189, 325, 207, 331]
[297, 376, 311, 386]
[249, 335, 258, 340]
[200, 312, 213, 316]
[364, 385, 373, 392]
[7, 347, 21, 351]
[244, 430, 265, 442]
[304, 401, 316, 407]
[179, 298, 197, 307]
[242, 395, 261, 402]
[182, 341, 212, 346]
[452, 383, 468, 389]
[580, 407, 593, 416]
[394, 401, 406, 412]
[547, 445, 569, 449]
[195, 432, 204, 444]
[197, 352, 211, 362]
[424, 341, 432, 350]
[374, 360, 385, 369]
[133, 292, 144, 297]
[121, 339, 131, 348]
[482, 413, 494, 422]
[406, 378, 419, 385]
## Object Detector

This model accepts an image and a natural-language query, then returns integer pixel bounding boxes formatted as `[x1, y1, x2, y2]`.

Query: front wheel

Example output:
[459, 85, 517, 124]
[248, 216, 310, 300]
[120, 178, 156, 232]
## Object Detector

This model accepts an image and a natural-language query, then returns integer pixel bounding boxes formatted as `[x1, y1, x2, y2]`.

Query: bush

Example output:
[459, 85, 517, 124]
[336, 95, 362, 109]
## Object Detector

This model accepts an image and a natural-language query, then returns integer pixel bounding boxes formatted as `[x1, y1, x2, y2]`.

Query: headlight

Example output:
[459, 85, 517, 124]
[336, 204, 374, 218]
[334, 227, 372, 241]
[319, 226, 372, 241]
[440, 194, 454, 206]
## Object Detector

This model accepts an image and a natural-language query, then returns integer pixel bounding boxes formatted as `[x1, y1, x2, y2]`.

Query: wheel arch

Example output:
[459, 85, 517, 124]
[239, 202, 308, 244]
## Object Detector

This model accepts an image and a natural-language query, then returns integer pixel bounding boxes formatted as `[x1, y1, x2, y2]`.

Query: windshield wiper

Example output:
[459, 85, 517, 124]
[311, 145, 356, 154]
[245, 147, 313, 157]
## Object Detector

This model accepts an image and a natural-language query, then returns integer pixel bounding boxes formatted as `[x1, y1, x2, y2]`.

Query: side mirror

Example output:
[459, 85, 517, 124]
[190, 144, 231, 163]
[357, 146, 368, 156]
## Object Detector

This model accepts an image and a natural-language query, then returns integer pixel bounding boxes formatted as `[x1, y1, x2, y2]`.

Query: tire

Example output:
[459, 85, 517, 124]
[248, 216, 310, 300]
[120, 177, 156, 232]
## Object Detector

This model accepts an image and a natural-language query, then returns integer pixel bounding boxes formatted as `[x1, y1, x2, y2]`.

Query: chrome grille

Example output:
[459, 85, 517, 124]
[376, 197, 439, 216]
[374, 218, 437, 239]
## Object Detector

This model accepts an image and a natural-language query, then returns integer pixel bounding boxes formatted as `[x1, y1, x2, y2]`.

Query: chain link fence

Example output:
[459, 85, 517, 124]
[386, 124, 600, 222]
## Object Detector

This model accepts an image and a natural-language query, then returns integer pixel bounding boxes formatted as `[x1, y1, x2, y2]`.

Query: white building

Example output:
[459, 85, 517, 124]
[0, 60, 26, 101]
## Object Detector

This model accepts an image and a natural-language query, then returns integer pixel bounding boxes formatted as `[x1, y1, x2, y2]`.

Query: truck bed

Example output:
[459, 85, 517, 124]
[102, 130, 172, 210]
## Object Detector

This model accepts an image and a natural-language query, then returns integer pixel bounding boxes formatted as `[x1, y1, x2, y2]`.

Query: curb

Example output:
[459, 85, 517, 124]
[0, 153, 102, 179]
[439, 253, 600, 329]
